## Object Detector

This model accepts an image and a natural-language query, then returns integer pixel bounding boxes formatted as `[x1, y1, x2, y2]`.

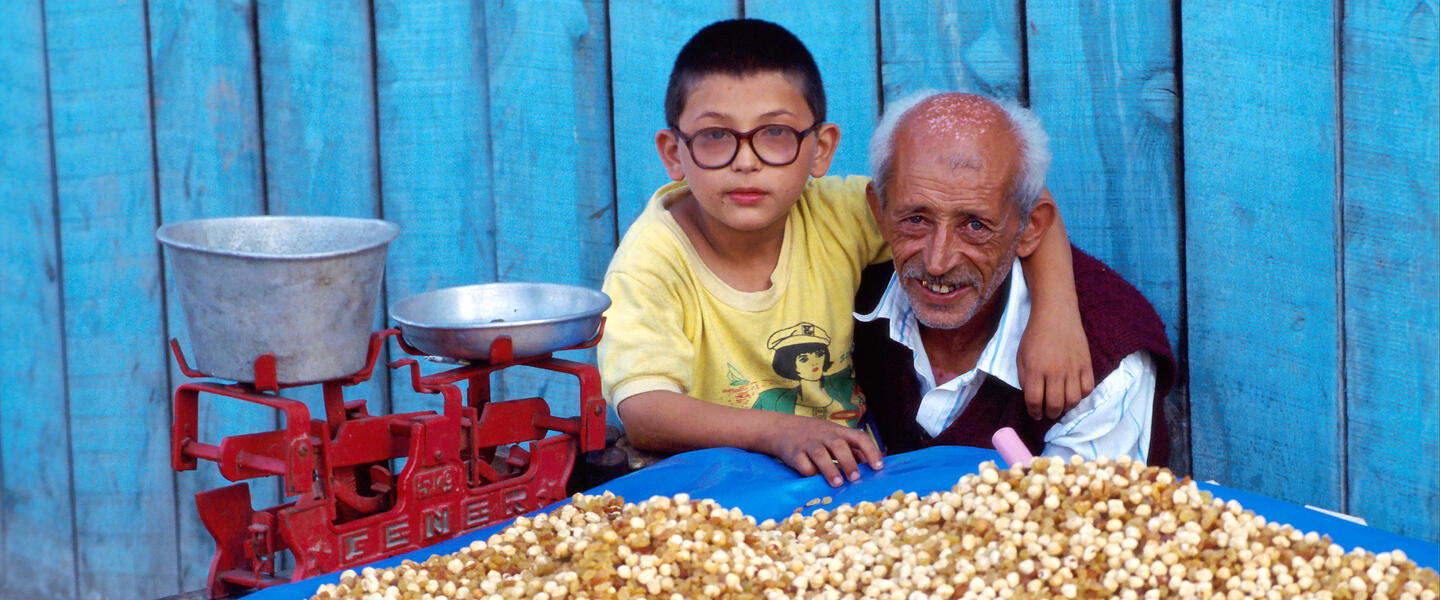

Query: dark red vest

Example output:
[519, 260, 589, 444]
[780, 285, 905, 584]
[853, 246, 1176, 466]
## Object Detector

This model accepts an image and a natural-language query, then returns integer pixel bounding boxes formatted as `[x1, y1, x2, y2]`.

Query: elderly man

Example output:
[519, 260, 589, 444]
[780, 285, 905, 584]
[853, 92, 1176, 465]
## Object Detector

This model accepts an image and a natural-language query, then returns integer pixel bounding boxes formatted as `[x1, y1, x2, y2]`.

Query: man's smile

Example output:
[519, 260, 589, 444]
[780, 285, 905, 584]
[903, 263, 981, 305]
[919, 280, 958, 294]
[909, 278, 976, 305]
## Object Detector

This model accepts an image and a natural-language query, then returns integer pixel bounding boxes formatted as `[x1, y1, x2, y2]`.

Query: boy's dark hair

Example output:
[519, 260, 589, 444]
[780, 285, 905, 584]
[771, 342, 833, 381]
[665, 19, 826, 129]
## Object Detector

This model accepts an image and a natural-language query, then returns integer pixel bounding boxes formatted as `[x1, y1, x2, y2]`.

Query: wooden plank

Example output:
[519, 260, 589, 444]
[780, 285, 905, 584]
[0, 2, 78, 598]
[1341, 0, 1439, 542]
[256, 0, 389, 415]
[146, 0, 274, 588]
[43, 0, 179, 596]
[256, 0, 379, 217]
[609, 0, 736, 231]
[373, 0, 497, 415]
[877, 0, 1025, 104]
[486, 0, 616, 417]
[746, 0, 878, 179]
[1025, 2, 1188, 472]
[1182, 1, 1342, 509]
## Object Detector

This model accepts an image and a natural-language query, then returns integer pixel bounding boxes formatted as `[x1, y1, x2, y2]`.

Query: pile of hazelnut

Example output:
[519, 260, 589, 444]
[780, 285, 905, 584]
[311, 455, 1438, 600]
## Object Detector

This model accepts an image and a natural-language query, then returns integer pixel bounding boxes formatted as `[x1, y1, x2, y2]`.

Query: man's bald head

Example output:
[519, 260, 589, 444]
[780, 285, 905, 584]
[868, 92, 1050, 217]
[862, 92, 1059, 338]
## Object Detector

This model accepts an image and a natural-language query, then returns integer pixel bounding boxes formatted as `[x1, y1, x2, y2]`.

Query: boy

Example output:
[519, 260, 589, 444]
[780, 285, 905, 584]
[598, 19, 1090, 487]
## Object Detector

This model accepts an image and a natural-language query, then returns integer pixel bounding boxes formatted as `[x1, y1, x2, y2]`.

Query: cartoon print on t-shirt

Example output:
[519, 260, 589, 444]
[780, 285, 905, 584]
[747, 322, 861, 426]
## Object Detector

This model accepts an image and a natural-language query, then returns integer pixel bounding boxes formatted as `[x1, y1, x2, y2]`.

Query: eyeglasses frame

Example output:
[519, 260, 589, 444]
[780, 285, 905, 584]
[671, 122, 823, 169]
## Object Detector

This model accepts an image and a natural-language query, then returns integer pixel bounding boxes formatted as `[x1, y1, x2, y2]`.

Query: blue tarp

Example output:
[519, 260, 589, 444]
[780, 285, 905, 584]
[246, 446, 1438, 599]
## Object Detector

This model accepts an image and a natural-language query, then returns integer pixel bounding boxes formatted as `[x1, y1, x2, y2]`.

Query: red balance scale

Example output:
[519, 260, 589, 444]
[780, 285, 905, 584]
[169, 322, 607, 598]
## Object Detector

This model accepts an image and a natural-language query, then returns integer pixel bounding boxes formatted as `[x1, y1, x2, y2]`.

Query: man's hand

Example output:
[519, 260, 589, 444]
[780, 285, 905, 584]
[1017, 306, 1094, 419]
[761, 414, 884, 487]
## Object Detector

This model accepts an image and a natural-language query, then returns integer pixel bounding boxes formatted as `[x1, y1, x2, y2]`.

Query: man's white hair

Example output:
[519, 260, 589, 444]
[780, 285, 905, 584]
[868, 91, 1051, 217]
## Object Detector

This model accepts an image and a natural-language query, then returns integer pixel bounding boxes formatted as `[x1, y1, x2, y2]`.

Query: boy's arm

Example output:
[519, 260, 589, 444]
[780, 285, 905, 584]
[618, 390, 884, 487]
[1040, 351, 1157, 462]
[1018, 189, 1095, 419]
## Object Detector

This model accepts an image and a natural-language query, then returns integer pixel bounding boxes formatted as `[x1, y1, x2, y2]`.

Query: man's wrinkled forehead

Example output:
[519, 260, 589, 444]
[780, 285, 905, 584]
[889, 94, 1018, 185]
[901, 93, 1010, 147]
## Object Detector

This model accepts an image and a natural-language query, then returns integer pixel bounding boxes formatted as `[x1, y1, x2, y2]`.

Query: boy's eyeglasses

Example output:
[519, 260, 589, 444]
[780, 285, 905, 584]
[673, 123, 821, 169]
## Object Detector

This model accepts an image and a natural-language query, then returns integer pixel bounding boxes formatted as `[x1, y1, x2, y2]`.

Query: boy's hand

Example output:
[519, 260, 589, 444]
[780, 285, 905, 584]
[1015, 187, 1093, 420]
[618, 391, 883, 487]
[1017, 306, 1094, 419]
[764, 415, 884, 487]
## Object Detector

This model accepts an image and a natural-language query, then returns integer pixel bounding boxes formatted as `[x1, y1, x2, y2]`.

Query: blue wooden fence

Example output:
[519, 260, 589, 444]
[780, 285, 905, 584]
[1, 1, 1435, 597]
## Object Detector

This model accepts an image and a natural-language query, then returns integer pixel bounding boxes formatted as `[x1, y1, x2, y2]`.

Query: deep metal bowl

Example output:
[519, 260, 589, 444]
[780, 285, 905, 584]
[390, 283, 611, 361]
[156, 216, 400, 384]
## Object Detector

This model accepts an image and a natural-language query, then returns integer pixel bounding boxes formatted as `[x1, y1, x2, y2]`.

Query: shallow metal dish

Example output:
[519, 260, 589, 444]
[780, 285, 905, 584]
[390, 283, 611, 361]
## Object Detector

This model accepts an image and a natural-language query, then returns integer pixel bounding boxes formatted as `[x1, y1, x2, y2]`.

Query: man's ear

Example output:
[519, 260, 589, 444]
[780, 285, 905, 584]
[865, 181, 885, 226]
[655, 129, 686, 181]
[808, 123, 842, 178]
[1016, 193, 1057, 258]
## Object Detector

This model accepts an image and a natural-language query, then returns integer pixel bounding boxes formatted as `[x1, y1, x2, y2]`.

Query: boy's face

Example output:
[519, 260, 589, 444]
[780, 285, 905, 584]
[656, 72, 839, 235]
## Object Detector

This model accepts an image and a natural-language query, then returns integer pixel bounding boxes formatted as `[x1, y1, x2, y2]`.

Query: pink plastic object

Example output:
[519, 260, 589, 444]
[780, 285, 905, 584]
[991, 427, 1035, 468]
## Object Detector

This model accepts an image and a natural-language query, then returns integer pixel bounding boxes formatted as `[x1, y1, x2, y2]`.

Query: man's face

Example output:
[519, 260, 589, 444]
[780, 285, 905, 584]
[872, 115, 1025, 331]
[656, 72, 838, 235]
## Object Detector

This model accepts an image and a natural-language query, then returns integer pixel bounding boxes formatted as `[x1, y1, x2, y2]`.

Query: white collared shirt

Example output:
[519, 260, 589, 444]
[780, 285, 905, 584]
[854, 262, 1157, 462]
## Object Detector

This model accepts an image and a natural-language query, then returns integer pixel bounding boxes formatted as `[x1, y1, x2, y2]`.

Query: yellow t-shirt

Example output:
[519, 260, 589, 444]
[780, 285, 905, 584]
[598, 175, 890, 427]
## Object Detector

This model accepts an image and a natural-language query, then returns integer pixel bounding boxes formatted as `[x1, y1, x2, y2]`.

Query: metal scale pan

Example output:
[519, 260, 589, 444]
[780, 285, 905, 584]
[390, 282, 610, 362]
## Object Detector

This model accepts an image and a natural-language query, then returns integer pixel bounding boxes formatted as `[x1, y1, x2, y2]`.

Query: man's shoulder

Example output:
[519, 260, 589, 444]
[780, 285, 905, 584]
[1071, 247, 1161, 323]
[1071, 246, 1175, 384]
